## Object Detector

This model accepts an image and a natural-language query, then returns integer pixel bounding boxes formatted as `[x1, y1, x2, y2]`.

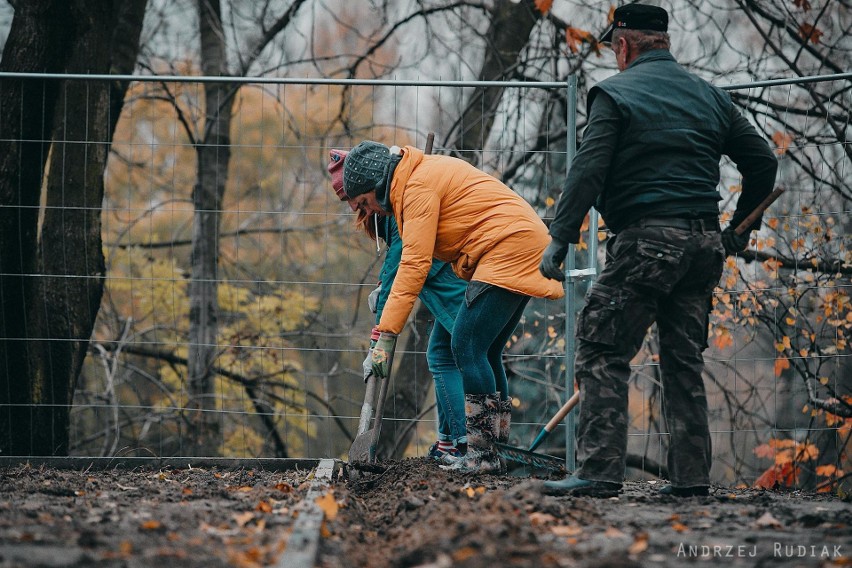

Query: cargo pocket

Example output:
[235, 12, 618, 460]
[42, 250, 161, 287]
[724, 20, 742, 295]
[465, 281, 493, 307]
[576, 283, 624, 346]
[625, 238, 684, 295]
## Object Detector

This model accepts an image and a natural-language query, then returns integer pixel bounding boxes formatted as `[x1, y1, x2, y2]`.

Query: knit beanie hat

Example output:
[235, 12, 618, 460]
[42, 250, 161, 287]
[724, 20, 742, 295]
[343, 141, 392, 199]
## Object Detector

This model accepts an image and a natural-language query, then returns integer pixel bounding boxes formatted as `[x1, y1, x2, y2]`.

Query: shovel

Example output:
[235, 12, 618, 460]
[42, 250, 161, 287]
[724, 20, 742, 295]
[348, 353, 393, 463]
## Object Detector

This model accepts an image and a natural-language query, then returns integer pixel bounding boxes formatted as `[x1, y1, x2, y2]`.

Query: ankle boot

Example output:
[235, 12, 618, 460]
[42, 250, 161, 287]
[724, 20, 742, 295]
[440, 393, 503, 474]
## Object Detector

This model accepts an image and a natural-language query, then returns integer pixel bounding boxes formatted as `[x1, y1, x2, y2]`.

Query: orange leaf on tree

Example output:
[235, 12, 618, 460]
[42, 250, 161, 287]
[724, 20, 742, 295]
[798, 23, 823, 44]
[771, 131, 794, 155]
[535, 0, 553, 14]
[774, 356, 790, 376]
[565, 27, 594, 54]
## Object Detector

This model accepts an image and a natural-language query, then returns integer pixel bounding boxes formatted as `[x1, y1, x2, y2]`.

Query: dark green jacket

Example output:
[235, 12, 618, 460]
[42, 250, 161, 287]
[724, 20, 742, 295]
[375, 216, 466, 334]
[550, 50, 777, 243]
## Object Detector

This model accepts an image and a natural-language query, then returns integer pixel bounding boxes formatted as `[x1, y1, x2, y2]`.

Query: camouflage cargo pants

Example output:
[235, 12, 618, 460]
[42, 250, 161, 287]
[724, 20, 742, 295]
[574, 219, 724, 487]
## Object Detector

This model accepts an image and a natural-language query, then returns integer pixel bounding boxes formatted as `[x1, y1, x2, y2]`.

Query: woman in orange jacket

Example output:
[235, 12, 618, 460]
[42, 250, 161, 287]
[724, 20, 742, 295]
[340, 140, 564, 472]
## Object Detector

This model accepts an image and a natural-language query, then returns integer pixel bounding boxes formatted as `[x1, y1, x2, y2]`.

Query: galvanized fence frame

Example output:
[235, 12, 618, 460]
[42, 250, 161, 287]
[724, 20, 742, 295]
[0, 71, 849, 487]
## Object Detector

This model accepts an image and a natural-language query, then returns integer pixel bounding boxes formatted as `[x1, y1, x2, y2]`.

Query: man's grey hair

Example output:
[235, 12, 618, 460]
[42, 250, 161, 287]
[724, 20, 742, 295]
[612, 28, 671, 53]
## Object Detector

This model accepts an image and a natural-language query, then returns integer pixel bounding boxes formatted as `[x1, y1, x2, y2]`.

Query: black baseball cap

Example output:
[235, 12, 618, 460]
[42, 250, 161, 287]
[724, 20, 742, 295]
[600, 4, 668, 43]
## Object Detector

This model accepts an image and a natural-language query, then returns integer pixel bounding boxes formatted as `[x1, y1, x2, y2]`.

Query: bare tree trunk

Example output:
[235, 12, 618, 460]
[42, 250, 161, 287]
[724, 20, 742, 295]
[0, 0, 146, 456]
[0, 0, 70, 455]
[186, 0, 232, 456]
[447, 0, 541, 160]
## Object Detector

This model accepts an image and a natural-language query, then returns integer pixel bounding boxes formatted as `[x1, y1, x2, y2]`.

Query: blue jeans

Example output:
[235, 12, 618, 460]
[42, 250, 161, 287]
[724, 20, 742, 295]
[451, 283, 530, 400]
[427, 321, 467, 445]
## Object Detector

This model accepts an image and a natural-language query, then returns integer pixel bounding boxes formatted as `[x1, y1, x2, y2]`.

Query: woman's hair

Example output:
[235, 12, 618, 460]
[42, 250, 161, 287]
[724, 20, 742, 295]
[355, 208, 377, 241]
[612, 28, 670, 53]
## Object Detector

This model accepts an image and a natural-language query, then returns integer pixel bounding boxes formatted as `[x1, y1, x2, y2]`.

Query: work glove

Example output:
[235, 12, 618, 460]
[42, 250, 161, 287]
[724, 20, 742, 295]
[361, 349, 374, 383]
[539, 238, 570, 282]
[720, 227, 750, 256]
[367, 283, 381, 314]
[371, 332, 398, 379]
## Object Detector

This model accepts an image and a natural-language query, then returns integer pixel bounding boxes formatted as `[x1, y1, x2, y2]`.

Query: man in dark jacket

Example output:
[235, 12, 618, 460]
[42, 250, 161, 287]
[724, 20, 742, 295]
[539, 4, 778, 497]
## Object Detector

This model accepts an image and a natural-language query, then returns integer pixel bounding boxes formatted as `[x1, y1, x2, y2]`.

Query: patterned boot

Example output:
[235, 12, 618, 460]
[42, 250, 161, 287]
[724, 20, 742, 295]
[440, 393, 503, 474]
[498, 396, 513, 445]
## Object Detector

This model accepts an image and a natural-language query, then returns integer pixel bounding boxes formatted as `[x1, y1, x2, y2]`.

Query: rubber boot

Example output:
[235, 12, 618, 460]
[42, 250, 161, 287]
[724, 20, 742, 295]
[440, 393, 503, 474]
[498, 396, 513, 444]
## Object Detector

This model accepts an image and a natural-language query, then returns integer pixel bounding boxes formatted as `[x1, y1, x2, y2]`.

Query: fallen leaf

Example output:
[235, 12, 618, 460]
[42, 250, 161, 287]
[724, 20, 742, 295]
[233, 511, 255, 528]
[604, 526, 626, 538]
[255, 500, 272, 513]
[315, 491, 339, 521]
[551, 525, 583, 537]
[629, 532, 649, 555]
[140, 520, 163, 531]
[452, 547, 478, 562]
[529, 512, 557, 526]
[754, 511, 783, 528]
[671, 521, 689, 533]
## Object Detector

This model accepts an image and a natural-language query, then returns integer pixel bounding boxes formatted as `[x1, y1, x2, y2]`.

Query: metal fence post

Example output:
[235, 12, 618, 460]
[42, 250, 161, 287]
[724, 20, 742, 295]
[563, 75, 578, 472]
[564, 75, 599, 473]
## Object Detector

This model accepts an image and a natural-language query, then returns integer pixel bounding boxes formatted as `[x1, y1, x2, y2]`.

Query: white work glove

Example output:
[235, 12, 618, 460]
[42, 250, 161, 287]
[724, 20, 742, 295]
[367, 283, 381, 314]
[362, 349, 374, 383]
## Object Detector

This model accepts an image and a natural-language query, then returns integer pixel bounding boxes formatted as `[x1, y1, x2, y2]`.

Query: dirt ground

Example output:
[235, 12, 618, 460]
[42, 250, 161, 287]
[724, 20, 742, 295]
[1, 459, 850, 568]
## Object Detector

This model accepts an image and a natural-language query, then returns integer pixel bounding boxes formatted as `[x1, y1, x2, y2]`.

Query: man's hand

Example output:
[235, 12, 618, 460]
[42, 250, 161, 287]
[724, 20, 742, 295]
[539, 238, 570, 281]
[721, 227, 750, 256]
[371, 332, 398, 378]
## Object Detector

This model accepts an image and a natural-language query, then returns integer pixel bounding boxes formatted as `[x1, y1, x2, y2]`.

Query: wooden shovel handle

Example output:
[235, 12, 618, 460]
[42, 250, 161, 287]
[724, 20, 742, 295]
[544, 391, 581, 432]
[734, 188, 785, 235]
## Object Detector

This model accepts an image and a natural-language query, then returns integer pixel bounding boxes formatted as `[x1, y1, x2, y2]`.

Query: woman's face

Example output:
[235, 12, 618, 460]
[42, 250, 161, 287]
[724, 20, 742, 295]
[350, 191, 387, 216]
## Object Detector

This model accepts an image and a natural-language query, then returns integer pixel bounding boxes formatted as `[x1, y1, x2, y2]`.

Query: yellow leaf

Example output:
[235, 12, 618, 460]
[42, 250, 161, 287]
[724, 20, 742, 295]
[545, 196, 555, 207]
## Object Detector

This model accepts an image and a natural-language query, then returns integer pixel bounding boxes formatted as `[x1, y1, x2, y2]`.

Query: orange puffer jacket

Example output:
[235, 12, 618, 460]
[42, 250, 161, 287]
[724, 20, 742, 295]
[377, 145, 564, 335]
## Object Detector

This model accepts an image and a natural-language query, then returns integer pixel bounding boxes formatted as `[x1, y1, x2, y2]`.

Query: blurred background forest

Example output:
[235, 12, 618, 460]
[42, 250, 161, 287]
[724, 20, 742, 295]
[0, 0, 849, 492]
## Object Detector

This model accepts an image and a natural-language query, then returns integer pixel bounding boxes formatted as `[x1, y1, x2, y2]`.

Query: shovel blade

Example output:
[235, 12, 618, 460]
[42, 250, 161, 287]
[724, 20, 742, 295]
[348, 428, 377, 463]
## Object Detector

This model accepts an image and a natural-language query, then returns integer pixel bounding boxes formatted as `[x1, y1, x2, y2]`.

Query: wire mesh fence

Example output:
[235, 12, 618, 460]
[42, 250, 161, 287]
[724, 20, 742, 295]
[0, 72, 848, 489]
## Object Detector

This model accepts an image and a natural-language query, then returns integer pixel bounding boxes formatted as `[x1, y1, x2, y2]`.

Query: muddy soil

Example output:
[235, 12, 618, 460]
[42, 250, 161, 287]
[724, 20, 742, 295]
[319, 458, 851, 568]
[0, 464, 310, 567]
[0, 460, 849, 568]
